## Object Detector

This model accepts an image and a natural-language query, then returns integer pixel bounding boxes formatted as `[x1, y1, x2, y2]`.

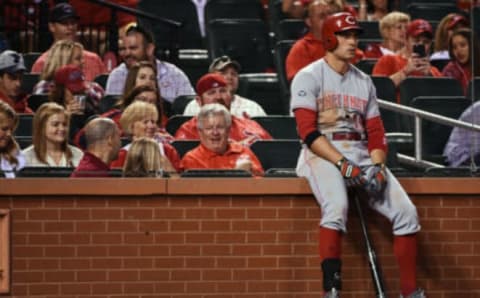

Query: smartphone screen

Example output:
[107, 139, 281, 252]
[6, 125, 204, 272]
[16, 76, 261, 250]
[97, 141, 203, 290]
[413, 44, 426, 57]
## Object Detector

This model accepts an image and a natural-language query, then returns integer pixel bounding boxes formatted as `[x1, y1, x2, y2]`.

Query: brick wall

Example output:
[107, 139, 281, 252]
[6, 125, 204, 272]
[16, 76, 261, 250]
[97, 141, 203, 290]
[0, 178, 479, 297]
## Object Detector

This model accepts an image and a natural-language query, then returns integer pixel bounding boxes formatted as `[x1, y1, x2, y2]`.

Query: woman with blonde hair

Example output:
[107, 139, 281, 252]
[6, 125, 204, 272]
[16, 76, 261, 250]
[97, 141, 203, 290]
[0, 101, 25, 177]
[110, 101, 180, 173]
[123, 137, 164, 177]
[22, 102, 83, 167]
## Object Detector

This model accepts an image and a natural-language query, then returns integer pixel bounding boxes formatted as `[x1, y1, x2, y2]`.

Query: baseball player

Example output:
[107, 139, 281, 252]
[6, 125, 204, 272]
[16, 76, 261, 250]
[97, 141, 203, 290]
[290, 12, 424, 298]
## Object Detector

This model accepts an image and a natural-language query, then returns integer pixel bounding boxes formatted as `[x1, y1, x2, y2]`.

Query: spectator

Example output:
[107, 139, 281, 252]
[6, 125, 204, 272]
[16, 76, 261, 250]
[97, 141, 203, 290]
[22, 102, 83, 167]
[357, 0, 390, 21]
[431, 13, 470, 61]
[372, 19, 442, 92]
[105, 25, 195, 104]
[285, 0, 364, 81]
[31, 3, 106, 82]
[282, 0, 357, 19]
[123, 137, 165, 177]
[111, 101, 180, 172]
[33, 40, 105, 104]
[364, 11, 410, 58]
[444, 101, 480, 166]
[174, 73, 272, 145]
[180, 103, 264, 176]
[123, 61, 157, 95]
[71, 117, 121, 177]
[442, 28, 480, 95]
[183, 56, 267, 118]
[0, 50, 32, 114]
[0, 100, 24, 178]
[50, 64, 100, 140]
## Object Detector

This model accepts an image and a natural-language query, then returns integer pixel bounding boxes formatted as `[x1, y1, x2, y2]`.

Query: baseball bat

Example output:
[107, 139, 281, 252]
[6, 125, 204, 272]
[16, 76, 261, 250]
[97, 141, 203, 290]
[352, 190, 387, 298]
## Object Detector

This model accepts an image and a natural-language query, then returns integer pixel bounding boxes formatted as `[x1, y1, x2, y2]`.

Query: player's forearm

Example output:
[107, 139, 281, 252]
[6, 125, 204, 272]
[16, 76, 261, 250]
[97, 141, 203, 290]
[309, 135, 344, 164]
[370, 149, 386, 165]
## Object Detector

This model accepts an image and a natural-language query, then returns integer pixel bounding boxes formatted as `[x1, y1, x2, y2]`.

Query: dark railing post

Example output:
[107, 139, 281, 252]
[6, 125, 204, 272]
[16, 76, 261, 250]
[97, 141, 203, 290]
[108, 8, 118, 53]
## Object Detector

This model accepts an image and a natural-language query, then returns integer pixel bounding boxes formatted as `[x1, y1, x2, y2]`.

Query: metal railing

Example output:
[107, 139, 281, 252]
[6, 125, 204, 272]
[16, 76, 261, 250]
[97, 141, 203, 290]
[378, 99, 480, 166]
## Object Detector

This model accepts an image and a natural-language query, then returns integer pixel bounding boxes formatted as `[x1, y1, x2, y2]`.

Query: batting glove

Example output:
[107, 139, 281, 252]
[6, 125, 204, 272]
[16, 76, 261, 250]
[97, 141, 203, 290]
[365, 163, 387, 194]
[335, 157, 366, 188]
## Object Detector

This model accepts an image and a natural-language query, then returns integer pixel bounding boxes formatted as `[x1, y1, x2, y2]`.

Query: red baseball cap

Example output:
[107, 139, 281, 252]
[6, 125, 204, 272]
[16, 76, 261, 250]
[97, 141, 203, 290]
[407, 19, 433, 38]
[54, 64, 86, 94]
[447, 14, 469, 30]
[196, 73, 227, 96]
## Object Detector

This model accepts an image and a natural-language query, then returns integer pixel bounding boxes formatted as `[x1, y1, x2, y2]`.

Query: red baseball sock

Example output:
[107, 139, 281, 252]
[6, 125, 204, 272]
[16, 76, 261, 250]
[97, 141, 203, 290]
[318, 227, 342, 260]
[394, 234, 418, 296]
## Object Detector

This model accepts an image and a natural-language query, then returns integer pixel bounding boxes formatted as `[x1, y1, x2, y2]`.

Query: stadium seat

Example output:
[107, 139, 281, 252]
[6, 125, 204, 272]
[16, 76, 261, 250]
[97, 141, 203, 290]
[276, 19, 307, 41]
[399, 77, 464, 107]
[21, 73, 40, 94]
[171, 140, 200, 158]
[171, 94, 196, 116]
[137, 0, 204, 51]
[26, 94, 49, 112]
[207, 18, 271, 73]
[430, 59, 450, 72]
[177, 49, 210, 88]
[409, 96, 471, 162]
[251, 116, 298, 139]
[99, 95, 120, 114]
[371, 76, 404, 133]
[407, 3, 459, 22]
[355, 58, 378, 75]
[237, 73, 286, 115]
[16, 113, 34, 138]
[23, 52, 41, 72]
[94, 74, 109, 89]
[424, 167, 479, 177]
[166, 115, 192, 135]
[205, 0, 265, 25]
[358, 21, 381, 41]
[17, 167, 74, 178]
[467, 77, 480, 102]
[181, 169, 252, 177]
[250, 139, 301, 171]
[273, 40, 295, 108]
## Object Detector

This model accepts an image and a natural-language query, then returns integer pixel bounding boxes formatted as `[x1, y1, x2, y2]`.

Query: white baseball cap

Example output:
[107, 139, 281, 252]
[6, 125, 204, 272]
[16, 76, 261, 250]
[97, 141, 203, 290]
[0, 50, 26, 74]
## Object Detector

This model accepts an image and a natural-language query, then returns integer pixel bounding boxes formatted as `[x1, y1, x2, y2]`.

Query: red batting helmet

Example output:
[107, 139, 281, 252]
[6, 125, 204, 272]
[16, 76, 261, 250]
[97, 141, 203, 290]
[322, 12, 363, 51]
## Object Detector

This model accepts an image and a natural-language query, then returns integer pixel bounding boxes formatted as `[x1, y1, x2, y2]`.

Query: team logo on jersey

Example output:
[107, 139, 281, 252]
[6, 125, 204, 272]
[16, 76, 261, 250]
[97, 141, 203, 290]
[298, 90, 307, 97]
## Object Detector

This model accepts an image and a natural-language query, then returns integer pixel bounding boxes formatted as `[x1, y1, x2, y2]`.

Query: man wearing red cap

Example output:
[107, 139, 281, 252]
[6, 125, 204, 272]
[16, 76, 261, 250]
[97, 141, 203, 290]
[174, 73, 272, 145]
[180, 103, 264, 176]
[373, 18, 442, 93]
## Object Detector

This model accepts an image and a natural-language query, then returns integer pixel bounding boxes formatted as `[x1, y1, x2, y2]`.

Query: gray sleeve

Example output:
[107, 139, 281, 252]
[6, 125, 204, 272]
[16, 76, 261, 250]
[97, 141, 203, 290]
[364, 77, 381, 120]
[290, 70, 319, 112]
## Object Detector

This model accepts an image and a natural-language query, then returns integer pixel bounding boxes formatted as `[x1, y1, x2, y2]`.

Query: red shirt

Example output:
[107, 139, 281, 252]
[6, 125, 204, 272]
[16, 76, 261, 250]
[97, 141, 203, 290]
[174, 116, 272, 146]
[0, 91, 33, 114]
[71, 152, 110, 177]
[180, 142, 264, 177]
[372, 54, 443, 102]
[110, 141, 181, 172]
[31, 50, 106, 82]
[442, 61, 471, 95]
[286, 32, 365, 81]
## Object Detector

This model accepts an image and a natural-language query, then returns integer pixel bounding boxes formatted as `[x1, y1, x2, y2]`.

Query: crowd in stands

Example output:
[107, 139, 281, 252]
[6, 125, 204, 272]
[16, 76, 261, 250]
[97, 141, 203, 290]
[1, 0, 480, 178]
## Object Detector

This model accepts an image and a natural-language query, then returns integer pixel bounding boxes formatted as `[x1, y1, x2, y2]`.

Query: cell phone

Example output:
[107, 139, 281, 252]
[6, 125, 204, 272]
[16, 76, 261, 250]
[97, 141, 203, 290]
[413, 44, 426, 57]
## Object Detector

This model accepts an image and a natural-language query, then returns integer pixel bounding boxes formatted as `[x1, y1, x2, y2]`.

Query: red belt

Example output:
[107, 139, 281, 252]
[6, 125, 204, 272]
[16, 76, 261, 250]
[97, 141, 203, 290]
[329, 132, 363, 141]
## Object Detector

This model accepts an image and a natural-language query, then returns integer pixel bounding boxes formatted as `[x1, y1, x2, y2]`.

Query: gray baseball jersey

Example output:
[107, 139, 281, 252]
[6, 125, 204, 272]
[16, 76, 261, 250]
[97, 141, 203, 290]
[291, 59, 420, 235]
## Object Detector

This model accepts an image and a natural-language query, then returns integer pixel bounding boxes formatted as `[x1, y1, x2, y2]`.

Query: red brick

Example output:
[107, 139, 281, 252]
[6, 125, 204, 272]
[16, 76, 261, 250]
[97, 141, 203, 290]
[28, 234, 59, 245]
[28, 283, 59, 295]
[458, 232, 480, 242]
[61, 258, 91, 270]
[170, 220, 200, 231]
[108, 270, 139, 281]
[186, 208, 215, 219]
[264, 268, 293, 280]
[60, 208, 90, 220]
[170, 197, 200, 207]
[155, 233, 185, 243]
[60, 283, 91, 295]
[262, 198, 292, 207]
[186, 282, 217, 293]
[28, 259, 59, 270]
[77, 270, 107, 282]
[232, 245, 262, 256]
[13, 271, 44, 282]
[217, 281, 247, 292]
[60, 233, 90, 245]
[44, 246, 75, 257]
[109, 245, 139, 256]
[124, 232, 155, 244]
[154, 257, 185, 268]
[124, 208, 154, 219]
[427, 207, 457, 218]
[91, 233, 121, 244]
[76, 221, 106, 232]
[91, 208, 122, 220]
[185, 257, 215, 268]
[441, 219, 471, 230]
[171, 245, 201, 256]
[153, 282, 186, 293]
[45, 271, 75, 282]
[154, 208, 184, 218]
[247, 257, 278, 268]
[278, 232, 308, 243]
[263, 244, 293, 255]
[230, 197, 260, 207]
[232, 220, 261, 231]
[247, 209, 277, 219]
[247, 232, 276, 243]
[216, 232, 246, 243]
[124, 282, 156, 293]
[91, 258, 122, 269]
[140, 221, 168, 231]
[76, 198, 108, 207]
[77, 246, 108, 257]
[107, 221, 137, 232]
[91, 283, 123, 294]
[15, 221, 43, 233]
[107, 198, 139, 207]
[247, 281, 278, 292]
[202, 245, 231, 256]
[139, 245, 170, 256]
[263, 220, 292, 231]
[44, 221, 74, 232]
[217, 257, 246, 268]
[216, 208, 246, 219]
[28, 209, 59, 220]
[203, 269, 233, 280]
[124, 257, 154, 269]
[186, 233, 215, 243]
[202, 220, 232, 231]
[171, 269, 201, 281]
[233, 269, 263, 280]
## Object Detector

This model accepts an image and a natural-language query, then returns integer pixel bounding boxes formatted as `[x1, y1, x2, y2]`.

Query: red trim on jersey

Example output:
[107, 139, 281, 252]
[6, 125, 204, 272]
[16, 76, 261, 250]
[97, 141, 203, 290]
[294, 108, 319, 140]
[366, 116, 387, 153]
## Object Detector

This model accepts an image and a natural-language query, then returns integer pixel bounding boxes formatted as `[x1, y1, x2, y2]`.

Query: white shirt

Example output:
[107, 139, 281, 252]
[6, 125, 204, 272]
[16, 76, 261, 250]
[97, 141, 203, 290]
[22, 145, 84, 167]
[430, 50, 450, 61]
[105, 59, 195, 103]
[191, 0, 208, 37]
[183, 94, 267, 118]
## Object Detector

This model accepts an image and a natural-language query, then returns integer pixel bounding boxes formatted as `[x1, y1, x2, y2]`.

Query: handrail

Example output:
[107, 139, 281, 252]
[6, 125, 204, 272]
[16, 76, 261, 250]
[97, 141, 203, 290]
[377, 99, 480, 161]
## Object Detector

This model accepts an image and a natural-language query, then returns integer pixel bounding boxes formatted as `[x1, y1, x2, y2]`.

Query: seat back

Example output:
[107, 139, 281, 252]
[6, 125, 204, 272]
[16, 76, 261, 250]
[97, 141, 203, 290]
[268, 0, 288, 34]
[181, 169, 252, 177]
[277, 19, 307, 41]
[166, 115, 193, 135]
[171, 140, 199, 158]
[16, 113, 34, 138]
[138, 0, 203, 51]
[17, 167, 74, 178]
[410, 96, 471, 158]
[23, 52, 41, 72]
[358, 21, 381, 41]
[250, 139, 301, 171]
[99, 95, 120, 114]
[171, 94, 196, 116]
[467, 77, 480, 102]
[177, 49, 210, 89]
[371, 76, 403, 132]
[94, 74, 109, 89]
[407, 3, 459, 22]
[26, 94, 49, 112]
[355, 58, 378, 75]
[205, 0, 264, 24]
[251, 116, 298, 139]
[21, 73, 40, 94]
[207, 18, 271, 73]
[273, 40, 294, 109]
[237, 74, 286, 115]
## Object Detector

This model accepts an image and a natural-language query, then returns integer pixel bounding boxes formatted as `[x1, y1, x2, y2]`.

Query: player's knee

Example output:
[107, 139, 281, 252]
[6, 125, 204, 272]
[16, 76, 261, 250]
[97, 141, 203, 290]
[392, 202, 420, 234]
